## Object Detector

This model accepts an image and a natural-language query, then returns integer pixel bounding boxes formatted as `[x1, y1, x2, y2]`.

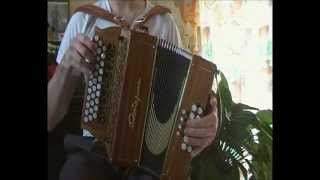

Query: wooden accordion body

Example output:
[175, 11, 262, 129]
[81, 26, 217, 180]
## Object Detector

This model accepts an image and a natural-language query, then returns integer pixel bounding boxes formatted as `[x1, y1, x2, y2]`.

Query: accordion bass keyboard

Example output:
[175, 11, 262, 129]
[81, 26, 217, 180]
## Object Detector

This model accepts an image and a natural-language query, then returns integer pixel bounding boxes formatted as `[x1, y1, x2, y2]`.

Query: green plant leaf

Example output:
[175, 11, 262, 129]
[245, 159, 258, 179]
[217, 71, 233, 119]
[256, 110, 272, 125]
[232, 103, 259, 113]
[237, 161, 249, 180]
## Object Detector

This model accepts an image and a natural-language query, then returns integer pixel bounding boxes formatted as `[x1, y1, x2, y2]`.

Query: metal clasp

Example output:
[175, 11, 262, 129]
[135, 17, 146, 23]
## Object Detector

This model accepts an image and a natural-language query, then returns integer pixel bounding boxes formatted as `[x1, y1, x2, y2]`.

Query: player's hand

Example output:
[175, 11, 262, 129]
[184, 96, 219, 158]
[60, 33, 97, 77]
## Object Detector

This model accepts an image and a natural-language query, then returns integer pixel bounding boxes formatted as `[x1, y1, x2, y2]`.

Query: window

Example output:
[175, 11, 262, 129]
[199, 0, 272, 110]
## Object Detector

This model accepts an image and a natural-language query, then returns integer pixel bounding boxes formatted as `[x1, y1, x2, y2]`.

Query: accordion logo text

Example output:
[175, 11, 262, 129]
[128, 78, 142, 129]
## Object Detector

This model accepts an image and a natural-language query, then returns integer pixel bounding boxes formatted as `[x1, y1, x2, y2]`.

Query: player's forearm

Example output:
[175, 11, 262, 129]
[47, 65, 81, 132]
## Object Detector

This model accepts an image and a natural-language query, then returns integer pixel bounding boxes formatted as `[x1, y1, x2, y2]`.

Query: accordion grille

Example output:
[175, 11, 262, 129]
[140, 40, 191, 176]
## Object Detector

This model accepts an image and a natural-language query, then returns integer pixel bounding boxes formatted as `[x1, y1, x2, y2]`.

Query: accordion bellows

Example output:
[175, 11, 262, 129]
[81, 26, 216, 180]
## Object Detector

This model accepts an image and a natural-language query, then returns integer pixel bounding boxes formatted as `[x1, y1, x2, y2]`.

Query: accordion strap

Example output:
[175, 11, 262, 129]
[74, 4, 171, 31]
[75, 4, 130, 28]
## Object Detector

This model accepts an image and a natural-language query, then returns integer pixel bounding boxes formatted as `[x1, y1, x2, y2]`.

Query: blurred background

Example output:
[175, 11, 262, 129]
[48, 0, 272, 110]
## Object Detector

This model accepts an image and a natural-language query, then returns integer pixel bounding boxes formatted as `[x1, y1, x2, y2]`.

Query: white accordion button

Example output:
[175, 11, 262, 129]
[89, 115, 93, 121]
[176, 131, 180, 136]
[101, 53, 106, 59]
[187, 146, 193, 153]
[90, 100, 94, 106]
[87, 88, 92, 94]
[181, 109, 186, 115]
[191, 104, 197, 112]
[178, 124, 182, 130]
[96, 91, 100, 97]
[97, 48, 102, 54]
[99, 68, 103, 75]
[94, 105, 98, 111]
[91, 93, 95, 99]
[94, 35, 99, 42]
[95, 64, 99, 70]
[98, 40, 103, 46]
[181, 143, 187, 151]
[189, 112, 195, 120]
[92, 86, 97, 92]
[84, 117, 89, 123]
[86, 95, 90, 101]
[89, 108, 93, 114]
[97, 84, 101, 90]
[98, 76, 102, 82]
[88, 80, 93, 87]
[85, 110, 89, 115]
[197, 107, 203, 115]
[85, 102, 90, 108]
[100, 61, 104, 67]
[93, 113, 97, 119]
[92, 78, 97, 84]
[180, 117, 184, 122]
[95, 98, 99, 104]
[102, 45, 107, 51]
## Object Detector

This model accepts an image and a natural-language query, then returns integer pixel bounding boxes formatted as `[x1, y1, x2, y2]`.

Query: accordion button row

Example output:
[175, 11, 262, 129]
[83, 34, 109, 124]
[178, 104, 205, 153]
[181, 143, 193, 153]
[84, 40, 101, 123]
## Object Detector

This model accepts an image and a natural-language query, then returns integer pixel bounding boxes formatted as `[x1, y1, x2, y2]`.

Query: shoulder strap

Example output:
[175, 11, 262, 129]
[74, 4, 130, 28]
[74, 4, 171, 31]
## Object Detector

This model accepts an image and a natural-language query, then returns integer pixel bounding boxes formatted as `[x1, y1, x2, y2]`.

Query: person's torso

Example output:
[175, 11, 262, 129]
[74, 0, 176, 41]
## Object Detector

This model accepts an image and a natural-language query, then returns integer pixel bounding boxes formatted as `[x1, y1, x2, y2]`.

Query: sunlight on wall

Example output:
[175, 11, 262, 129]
[199, 0, 272, 110]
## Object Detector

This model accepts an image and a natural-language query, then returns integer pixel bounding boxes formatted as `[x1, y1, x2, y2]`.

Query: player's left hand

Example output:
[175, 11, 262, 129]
[184, 95, 219, 158]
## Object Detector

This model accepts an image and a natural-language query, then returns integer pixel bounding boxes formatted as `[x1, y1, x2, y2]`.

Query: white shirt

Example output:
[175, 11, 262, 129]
[56, 0, 182, 64]
[56, 0, 182, 136]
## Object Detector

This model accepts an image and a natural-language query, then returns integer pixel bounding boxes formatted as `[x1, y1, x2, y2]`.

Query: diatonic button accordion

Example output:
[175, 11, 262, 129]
[81, 26, 217, 180]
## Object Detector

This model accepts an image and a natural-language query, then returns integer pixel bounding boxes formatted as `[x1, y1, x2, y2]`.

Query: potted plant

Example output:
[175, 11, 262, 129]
[191, 71, 272, 180]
